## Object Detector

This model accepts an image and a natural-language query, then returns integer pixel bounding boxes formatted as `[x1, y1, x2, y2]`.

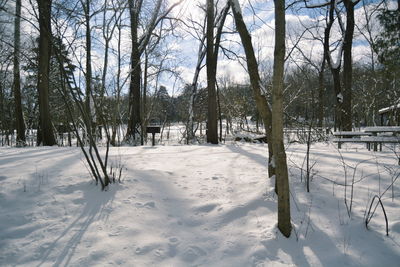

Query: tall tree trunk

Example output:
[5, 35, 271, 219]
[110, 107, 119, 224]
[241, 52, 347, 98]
[187, 1, 228, 144]
[126, 0, 142, 144]
[324, 0, 343, 131]
[37, 0, 56, 146]
[273, 0, 291, 238]
[111, 19, 123, 146]
[13, 0, 25, 146]
[143, 49, 148, 140]
[0, 79, 5, 146]
[342, 0, 357, 131]
[332, 67, 343, 131]
[229, 0, 275, 178]
[317, 60, 326, 128]
[206, 0, 218, 144]
[83, 0, 93, 138]
[187, 37, 206, 143]
[217, 83, 223, 142]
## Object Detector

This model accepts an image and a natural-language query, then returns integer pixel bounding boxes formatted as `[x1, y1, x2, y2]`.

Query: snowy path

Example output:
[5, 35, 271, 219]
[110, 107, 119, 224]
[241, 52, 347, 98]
[0, 143, 399, 266]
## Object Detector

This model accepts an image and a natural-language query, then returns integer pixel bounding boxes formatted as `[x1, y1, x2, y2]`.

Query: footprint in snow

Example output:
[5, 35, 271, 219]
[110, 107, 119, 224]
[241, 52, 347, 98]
[169, 236, 180, 245]
[181, 246, 207, 262]
[135, 245, 156, 255]
[108, 225, 126, 237]
[168, 236, 180, 257]
[135, 201, 156, 209]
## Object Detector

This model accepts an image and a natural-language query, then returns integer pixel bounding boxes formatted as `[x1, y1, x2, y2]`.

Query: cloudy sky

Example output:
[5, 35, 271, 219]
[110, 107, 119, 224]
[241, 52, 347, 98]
[4, 0, 397, 96]
[160, 0, 394, 95]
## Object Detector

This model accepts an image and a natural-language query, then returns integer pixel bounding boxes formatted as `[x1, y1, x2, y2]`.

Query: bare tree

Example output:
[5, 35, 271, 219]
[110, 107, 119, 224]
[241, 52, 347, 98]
[273, 0, 291, 238]
[126, 0, 144, 144]
[318, 0, 360, 130]
[110, 13, 124, 146]
[186, 14, 206, 143]
[342, 0, 361, 130]
[81, 0, 93, 137]
[186, 1, 229, 143]
[206, 0, 218, 144]
[100, 0, 125, 146]
[37, 0, 56, 146]
[205, 0, 230, 144]
[126, 0, 182, 144]
[13, 0, 25, 146]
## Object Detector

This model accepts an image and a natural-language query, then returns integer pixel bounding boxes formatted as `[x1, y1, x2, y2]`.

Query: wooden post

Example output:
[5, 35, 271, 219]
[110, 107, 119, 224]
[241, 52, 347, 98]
[151, 132, 156, 146]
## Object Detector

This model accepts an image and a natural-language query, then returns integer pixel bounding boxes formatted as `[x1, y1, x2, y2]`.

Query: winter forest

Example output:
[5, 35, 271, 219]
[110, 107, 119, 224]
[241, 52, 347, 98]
[0, 0, 400, 266]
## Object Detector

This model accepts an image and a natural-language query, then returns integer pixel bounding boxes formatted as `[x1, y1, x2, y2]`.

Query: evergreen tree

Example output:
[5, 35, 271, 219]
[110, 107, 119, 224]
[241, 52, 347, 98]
[374, 5, 400, 74]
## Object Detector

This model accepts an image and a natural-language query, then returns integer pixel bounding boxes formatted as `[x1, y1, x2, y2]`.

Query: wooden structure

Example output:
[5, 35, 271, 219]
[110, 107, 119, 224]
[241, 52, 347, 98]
[147, 126, 161, 146]
[364, 126, 400, 151]
[332, 127, 400, 151]
[332, 131, 370, 149]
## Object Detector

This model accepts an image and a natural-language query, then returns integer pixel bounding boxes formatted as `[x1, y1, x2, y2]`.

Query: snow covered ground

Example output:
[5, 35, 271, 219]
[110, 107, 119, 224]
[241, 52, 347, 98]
[0, 142, 399, 266]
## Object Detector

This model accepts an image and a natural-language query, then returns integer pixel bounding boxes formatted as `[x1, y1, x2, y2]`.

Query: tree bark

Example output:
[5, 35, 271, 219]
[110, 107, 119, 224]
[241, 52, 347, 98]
[124, 0, 179, 144]
[206, 0, 218, 144]
[142, 48, 149, 141]
[37, 0, 56, 146]
[323, 0, 358, 131]
[217, 83, 223, 142]
[126, 0, 143, 144]
[317, 58, 326, 128]
[342, 0, 357, 131]
[0, 77, 5, 146]
[13, 0, 26, 145]
[83, 0, 92, 134]
[273, 0, 291, 238]
[111, 18, 123, 146]
[229, 0, 275, 178]
[324, 0, 343, 131]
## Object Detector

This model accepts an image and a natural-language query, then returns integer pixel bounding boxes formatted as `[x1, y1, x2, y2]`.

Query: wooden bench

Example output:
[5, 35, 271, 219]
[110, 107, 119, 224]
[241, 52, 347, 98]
[364, 126, 400, 151]
[361, 136, 400, 151]
[332, 131, 370, 149]
[332, 131, 400, 150]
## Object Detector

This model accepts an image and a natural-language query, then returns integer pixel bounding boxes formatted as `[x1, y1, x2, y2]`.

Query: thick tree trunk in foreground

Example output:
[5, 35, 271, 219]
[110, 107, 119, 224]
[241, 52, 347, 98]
[273, 0, 291, 238]
[13, 0, 25, 145]
[229, 0, 275, 178]
[37, 0, 56, 146]
[342, 0, 358, 131]
[206, 0, 218, 144]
